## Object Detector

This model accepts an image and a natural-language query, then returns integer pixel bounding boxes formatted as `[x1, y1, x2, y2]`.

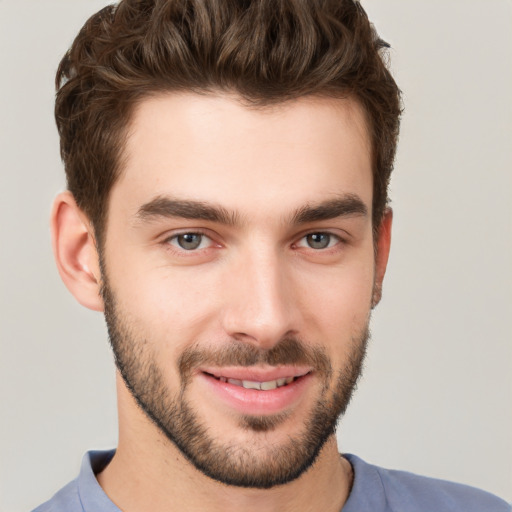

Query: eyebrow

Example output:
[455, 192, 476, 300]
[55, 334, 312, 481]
[291, 195, 368, 224]
[136, 196, 240, 226]
[135, 193, 368, 227]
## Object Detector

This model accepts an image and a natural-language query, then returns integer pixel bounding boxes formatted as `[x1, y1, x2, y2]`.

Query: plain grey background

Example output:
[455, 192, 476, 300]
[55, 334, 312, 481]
[1, 1, 511, 510]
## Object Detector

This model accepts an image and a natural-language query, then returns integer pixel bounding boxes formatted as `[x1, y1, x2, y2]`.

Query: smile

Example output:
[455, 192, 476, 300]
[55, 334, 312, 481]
[207, 374, 297, 390]
[198, 368, 313, 415]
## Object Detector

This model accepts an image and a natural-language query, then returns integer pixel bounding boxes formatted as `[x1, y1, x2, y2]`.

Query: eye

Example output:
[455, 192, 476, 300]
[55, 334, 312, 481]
[168, 232, 211, 251]
[297, 232, 340, 250]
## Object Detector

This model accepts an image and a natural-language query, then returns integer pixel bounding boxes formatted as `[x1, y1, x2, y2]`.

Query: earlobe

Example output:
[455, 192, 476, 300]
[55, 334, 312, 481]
[51, 191, 104, 312]
[372, 208, 393, 308]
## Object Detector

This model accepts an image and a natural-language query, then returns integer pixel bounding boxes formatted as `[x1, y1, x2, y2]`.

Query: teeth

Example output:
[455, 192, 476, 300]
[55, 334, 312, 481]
[260, 380, 277, 390]
[221, 376, 296, 390]
[242, 380, 261, 390]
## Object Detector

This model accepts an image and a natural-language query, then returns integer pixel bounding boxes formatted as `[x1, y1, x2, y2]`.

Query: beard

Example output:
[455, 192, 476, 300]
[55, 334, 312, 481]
[101, 276, 369, 489]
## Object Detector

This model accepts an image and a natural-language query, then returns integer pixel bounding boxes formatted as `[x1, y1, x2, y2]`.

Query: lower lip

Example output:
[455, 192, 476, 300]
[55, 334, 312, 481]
[198, 372, 313, 415]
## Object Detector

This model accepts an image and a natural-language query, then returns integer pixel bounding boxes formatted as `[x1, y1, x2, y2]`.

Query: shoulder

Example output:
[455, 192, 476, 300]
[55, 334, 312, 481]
[375, 465, 511, 512]
[31, 450, 117, 512]
[343, 454, 511, 512]
[31, 479, 82, 512]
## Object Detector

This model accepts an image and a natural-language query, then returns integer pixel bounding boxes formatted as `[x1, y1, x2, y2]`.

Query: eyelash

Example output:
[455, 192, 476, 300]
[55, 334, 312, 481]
[162, 230, 345, 256]
[163, 230, 215, 253]
[294, 232, 343, 251]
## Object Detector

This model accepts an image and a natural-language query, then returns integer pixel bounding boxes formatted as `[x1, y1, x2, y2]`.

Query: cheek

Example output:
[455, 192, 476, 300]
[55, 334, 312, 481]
[110, 265, 223, 352]
[296, 257, 374, 339]
[152, 268, 224, 322]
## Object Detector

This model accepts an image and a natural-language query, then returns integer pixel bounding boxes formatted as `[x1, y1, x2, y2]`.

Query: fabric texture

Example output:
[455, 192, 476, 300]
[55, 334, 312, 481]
[32, 450, 511, 512]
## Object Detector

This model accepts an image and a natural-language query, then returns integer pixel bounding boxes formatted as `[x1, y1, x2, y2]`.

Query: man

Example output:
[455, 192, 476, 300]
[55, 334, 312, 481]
[34, 0, 509, 511]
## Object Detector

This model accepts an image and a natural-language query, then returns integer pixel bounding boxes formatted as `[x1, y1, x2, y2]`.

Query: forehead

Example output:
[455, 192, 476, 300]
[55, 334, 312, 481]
[112, 92, 373, 220]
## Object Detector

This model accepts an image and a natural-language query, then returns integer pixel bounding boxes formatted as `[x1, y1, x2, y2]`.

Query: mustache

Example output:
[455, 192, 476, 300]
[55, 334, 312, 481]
[178, 337, 332, 380]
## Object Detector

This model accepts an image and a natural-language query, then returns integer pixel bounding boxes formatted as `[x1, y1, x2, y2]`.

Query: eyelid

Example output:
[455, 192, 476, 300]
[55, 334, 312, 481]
[293, 228, 348, 245]
[171, 233, 210, 250]
[295, 231, 342, 249]
[163, 228, 202, 239]
[162, 229, 220, 252]
[158, 227, 349, 255]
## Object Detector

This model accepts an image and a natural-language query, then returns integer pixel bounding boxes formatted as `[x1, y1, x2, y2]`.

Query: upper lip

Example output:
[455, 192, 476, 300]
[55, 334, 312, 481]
[200, 366, 312, 382]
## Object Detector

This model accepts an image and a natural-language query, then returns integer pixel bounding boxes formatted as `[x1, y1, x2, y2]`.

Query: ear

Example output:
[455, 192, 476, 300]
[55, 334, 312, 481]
[51, 191, 104, 312]
[372, 208, 393, 307]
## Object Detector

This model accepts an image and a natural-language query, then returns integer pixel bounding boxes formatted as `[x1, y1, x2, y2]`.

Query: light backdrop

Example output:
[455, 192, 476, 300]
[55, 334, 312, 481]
[0, 1, 510, 510]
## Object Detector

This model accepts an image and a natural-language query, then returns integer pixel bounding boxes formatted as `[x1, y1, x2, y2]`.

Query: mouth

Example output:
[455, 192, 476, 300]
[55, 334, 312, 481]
[203, 372, 306, 391]
[197, 367, 313, 415]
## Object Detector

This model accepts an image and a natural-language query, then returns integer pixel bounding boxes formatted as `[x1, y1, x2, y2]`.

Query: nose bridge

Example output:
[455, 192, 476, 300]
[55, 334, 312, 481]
[222, 243, 295, 348]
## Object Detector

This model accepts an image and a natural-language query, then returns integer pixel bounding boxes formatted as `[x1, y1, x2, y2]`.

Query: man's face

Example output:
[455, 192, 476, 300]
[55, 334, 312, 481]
[100, 93, 383, 487]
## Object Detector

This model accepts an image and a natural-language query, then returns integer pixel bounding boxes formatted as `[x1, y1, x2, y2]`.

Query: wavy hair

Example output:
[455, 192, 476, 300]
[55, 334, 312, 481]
[55, 0, 401, 244]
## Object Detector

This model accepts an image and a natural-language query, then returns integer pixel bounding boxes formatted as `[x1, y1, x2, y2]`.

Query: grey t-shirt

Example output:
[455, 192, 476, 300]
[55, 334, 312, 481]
[33, 450, 510, 512]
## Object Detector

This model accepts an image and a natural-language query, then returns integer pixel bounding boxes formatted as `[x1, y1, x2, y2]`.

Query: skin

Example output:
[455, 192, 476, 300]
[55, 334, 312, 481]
[52, 92, 392, 512]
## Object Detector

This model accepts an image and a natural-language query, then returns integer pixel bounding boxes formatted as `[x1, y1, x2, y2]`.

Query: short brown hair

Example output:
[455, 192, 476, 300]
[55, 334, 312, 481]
[55, 0, 401, 245]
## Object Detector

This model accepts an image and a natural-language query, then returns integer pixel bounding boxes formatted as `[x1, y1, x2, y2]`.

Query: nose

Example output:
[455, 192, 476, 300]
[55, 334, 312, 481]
[220, 248, 298, 350]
